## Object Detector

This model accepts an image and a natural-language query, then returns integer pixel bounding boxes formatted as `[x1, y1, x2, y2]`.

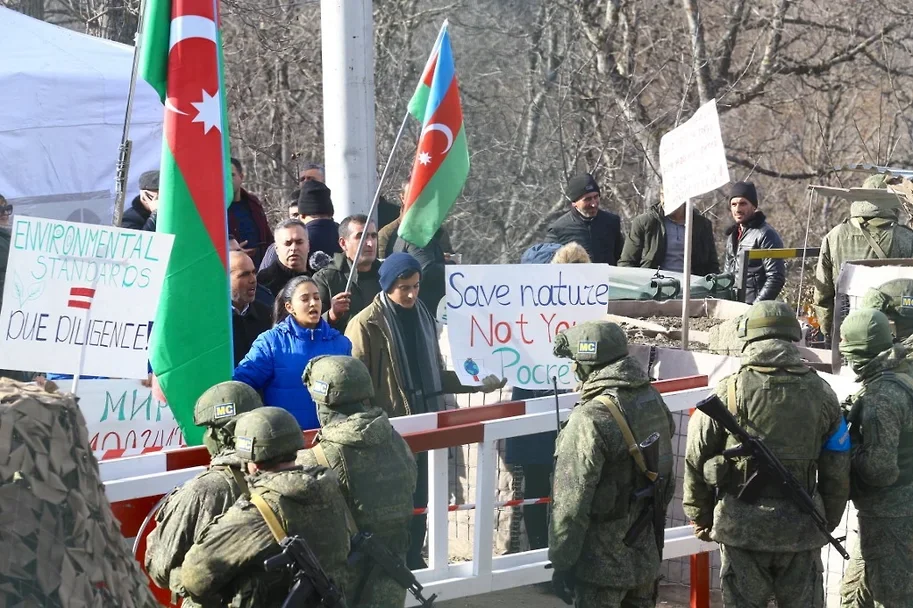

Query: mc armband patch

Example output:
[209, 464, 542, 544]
[311, 381, 329, 396]
[823, 417, 851, 452]
[902, 295, 913, 311]
[577, 341, 598, 360]
[213, 402, 236, 420]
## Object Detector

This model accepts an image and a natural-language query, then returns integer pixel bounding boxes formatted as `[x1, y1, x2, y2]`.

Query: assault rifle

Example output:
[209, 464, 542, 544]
[695, 394, 850, 560]
[263, 535, 347, 607]
[348, 532, 437, 607]
[623, 432, 665, 556]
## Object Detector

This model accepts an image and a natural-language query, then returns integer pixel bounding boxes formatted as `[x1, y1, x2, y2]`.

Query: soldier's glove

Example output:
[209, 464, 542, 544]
[551, 569, 575, 605]
[480, 375, 508, 393]
[692, 522, 713, 543]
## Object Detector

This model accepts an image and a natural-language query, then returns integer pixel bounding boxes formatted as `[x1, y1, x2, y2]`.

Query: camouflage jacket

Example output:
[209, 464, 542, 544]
[297, 406, 417, 606]
[145, 451, 247, 606]
[813, 218, 913, 335]
[845, 345, 913, 517]
[180, 465, 351, 607]
[684, 339, 850, 551]
[549, 355, 675, 588]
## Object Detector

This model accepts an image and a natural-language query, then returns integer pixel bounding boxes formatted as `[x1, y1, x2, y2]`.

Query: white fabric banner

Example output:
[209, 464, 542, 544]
[660, 98, 731, 214]
[446, 264, 610, 390]
[0, 217, 174, 378]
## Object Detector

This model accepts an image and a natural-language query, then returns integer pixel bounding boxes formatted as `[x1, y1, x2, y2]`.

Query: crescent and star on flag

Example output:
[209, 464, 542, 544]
[418, 123, 454, 165]
[163, 14, 222, 135]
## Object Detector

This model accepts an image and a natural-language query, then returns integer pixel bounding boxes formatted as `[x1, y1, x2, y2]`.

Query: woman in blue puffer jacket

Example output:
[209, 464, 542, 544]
[234, 275, 351, 430]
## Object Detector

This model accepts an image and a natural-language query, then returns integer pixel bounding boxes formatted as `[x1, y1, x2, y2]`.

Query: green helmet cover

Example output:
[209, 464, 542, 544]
[852, 174, 899, 219]
[737, 301, 801, 343]
[302, 355, 374, 407]
[194, 381, 262, 428]
[233, 407, 305, 463]
[840, 308, 894, 361]
[553, 321, 628, 366]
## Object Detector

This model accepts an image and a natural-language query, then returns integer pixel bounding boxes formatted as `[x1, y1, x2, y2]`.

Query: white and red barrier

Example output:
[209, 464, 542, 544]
[102, 375, 718, 607]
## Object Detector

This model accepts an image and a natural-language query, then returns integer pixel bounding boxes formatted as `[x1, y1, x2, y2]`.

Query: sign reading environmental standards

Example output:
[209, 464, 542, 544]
[659, 98, 730, 214]
[446, 265, 610, 390]
[0, 217, 175, 379]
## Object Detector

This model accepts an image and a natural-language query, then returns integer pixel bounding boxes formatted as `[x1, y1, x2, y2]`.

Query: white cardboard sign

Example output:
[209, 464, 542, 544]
[0, 217, 175, 379]
[446, 264, 610, 390]
[660, 99, 731, 214]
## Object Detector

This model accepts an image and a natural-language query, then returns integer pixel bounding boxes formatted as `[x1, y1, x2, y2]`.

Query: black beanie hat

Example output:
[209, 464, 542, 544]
[298, 181, 334, 216]
[566, 173, 600, 203]
[729, 181, 758, 207]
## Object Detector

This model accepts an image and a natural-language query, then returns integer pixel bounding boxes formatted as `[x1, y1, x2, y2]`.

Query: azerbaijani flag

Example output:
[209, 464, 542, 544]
[400, 21, 469, 248]
[140, 0, 233, 445]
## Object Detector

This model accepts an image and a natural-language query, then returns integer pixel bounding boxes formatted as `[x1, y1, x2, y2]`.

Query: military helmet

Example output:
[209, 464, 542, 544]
[840, 308, 894, 360]
[302, 355, 374, 407]
[553, 320, 628, 365]
[861, 279, 913, 335]
[737, 301, 801, 343]
[233, 407, 305, 463]
[852, 173, 900, 219]
[194, 381, 262, 428]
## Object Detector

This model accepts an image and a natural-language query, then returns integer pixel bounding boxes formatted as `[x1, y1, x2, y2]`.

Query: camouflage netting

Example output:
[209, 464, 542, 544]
[0, 378, 157, 608]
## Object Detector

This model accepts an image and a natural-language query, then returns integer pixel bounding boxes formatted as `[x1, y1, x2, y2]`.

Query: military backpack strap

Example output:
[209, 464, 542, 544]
[250, 491, 288, 543]
[853, 218, 889, 259]
[726, 376, 739, 416]
[593, 395, 657, 481]
[313, 443, 360, 538]
[228, 467, 249, 496]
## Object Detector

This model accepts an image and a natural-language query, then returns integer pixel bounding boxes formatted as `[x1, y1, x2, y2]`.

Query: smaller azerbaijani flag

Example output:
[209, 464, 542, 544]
[400, 21, 469, 248]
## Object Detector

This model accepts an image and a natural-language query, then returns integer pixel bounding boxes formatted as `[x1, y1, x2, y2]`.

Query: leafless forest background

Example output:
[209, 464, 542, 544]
[6, 0, 913, 272]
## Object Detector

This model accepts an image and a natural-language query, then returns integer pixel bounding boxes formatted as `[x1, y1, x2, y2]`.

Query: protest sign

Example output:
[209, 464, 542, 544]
[660, 98, 730, 214]
[0, 217, 175, 379]
[77, 379, 185, 460]
[446, 264, 610, 390]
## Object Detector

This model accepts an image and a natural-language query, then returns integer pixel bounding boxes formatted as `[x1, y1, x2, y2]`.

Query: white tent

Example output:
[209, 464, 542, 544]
[0, 7, 163, 225]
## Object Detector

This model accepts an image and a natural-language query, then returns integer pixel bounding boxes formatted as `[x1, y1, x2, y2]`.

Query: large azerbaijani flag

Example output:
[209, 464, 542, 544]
[140, 0, 233, 445]
[400, 21, 469, 248]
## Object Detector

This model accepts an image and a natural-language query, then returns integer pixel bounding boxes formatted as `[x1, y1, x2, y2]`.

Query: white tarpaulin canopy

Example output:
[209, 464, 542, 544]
[0, 7, 163, 224]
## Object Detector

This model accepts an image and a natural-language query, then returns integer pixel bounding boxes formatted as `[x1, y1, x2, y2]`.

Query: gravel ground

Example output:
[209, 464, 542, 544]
[437, 582, 723, 607]
[617, 315, 726, 348]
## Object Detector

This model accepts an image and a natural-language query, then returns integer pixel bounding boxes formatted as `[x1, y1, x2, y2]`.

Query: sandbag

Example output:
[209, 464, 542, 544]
[0, 378, 156, 607]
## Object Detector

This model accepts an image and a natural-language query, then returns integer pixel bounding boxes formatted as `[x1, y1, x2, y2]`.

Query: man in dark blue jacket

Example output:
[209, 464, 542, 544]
[546, 173, 623, 265]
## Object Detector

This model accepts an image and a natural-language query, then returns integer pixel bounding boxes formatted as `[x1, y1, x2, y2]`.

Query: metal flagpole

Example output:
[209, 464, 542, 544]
[680, 199, 694, 350]
[112, 0, 147, 228]
[344, 110, 412, 292]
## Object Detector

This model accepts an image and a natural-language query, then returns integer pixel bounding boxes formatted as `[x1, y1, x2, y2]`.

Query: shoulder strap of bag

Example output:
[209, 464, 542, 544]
[250, 491, 287, 543]
[593, 395, 657, 481]
[227, 467, 249, 496]
[853, 218, 889, 259]
[727, 375, 739, 416]
[313, 443, 360, 537]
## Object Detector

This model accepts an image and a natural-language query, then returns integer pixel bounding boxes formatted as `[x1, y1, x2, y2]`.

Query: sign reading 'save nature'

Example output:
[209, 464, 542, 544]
[0, 217, 175, 379]
[446, 265, 610, 390]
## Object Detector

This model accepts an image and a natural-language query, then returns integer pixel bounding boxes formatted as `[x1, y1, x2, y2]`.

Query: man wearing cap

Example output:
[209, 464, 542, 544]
[298, 355, 417, 606]
[684, 302, 849, 607]
[548, 320, 675, 607]
[145, 381, 262, 605]
[546, 172, 624, 265]
[722, 181, 786, 303]
[346, 252, 506, 568]
[228, 157, 272, 267]
[862, 278, 913, 345]
[181, 407, 351, 607]
[814, 174, 913, 337]
[839, 309, 913, 608]
[122, 170, 160, 231]
[298, 180, 342, 263]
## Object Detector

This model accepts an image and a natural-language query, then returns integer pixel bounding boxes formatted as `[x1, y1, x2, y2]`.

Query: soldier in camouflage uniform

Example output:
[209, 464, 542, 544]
[684, 301, 851, 608]
[839, 309, 913, 608]
[548, 321, 675, 607]
[861, 278, 913, 345]
[181, 407, 351, 607]
[814, 174, 913, 337]
[297, 355, 417, 607]
[145, 381, 262, 603]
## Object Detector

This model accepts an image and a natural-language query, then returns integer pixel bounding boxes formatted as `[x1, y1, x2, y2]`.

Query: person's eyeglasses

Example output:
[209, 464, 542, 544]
[0, 205, 12, 217]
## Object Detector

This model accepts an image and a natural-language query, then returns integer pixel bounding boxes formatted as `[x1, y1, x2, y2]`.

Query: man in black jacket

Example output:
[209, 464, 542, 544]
[229, 251, 272, 366]
[313, 214, 382, 333]
[546, 173, 623, 265]
[122, 170, 159, 231]
[619, 201, 720, 276]
[722, 181, 786, 303]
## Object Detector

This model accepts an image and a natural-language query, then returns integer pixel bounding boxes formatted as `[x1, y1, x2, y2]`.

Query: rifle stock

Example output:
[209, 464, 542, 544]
[263, 536, 346, 607]
[695, 395, 850, 560]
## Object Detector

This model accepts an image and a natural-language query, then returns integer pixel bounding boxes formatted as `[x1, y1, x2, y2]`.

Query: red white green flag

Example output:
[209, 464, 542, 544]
[401, 21, 469, 248]
[139, 0, 233, 445]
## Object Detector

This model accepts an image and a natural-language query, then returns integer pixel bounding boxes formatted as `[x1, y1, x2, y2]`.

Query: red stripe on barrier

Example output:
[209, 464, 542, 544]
[160, 429, 322, 471]
[653, 375, 708, 393]
[690, 552, 711, 608]
[113, 493, 165, 539]
[403, 423, 484, 453]
[438, 400, 527, 427]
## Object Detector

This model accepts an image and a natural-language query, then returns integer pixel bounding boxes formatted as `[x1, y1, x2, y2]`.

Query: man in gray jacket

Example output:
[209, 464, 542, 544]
[723, 181, 786, 303]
